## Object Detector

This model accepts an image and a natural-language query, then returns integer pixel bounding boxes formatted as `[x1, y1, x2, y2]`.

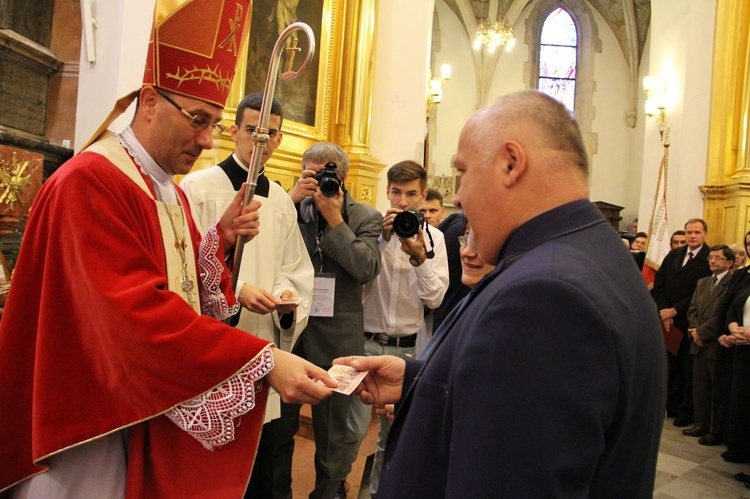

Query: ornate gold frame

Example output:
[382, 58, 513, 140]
[228, 0, 337, 142]
[187, 0, 385, 208]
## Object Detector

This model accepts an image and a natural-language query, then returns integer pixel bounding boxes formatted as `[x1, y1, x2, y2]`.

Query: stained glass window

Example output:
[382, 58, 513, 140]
[538, 8, 577, 113]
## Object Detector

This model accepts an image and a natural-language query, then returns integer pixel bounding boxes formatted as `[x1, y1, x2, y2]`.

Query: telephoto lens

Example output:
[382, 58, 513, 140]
[315, 162, 342, 197]
[392, 209, 424, 238]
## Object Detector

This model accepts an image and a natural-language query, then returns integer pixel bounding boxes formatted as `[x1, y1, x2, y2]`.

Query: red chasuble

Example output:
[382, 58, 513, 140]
[0, 148, 271, 497]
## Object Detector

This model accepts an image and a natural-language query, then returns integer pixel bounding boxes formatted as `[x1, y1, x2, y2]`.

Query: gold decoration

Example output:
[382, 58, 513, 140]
[166, 66, 233, 92]
[218, 4, 245, 55]
[0, 152, 32, 209]
[360, 186, 374, 205]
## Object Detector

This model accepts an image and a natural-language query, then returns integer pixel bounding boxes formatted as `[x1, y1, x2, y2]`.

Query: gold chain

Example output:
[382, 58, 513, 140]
[116, 133, 196, 307]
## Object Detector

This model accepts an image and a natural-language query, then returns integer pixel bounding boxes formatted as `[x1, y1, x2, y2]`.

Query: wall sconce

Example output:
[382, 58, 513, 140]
[428, 64, 452, 112]
[643, 75, 668, 141]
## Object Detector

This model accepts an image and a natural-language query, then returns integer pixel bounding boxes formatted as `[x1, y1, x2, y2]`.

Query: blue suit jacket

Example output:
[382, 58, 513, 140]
[378, 200, 666, 499]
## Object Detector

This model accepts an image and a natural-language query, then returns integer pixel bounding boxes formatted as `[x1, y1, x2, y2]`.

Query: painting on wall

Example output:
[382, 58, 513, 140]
[244, 0, 324, 126]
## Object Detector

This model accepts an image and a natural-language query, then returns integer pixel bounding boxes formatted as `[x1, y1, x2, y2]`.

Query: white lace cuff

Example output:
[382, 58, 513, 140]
[165, 347, 275, 450]
[199, 225, 240, 320]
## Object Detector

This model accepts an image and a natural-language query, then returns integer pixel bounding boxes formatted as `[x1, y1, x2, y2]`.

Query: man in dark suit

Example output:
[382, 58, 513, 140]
[286, 142, 382, 499]
[652, 218, 712, 426]
[335, 91, 666, 498]
[683, 244, 734, 438]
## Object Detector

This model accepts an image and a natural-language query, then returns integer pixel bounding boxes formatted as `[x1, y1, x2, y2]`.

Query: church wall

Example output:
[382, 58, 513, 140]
[74, 0, 156, 149]
[427, 1, 643, 220]
[369, 0, 436, 212]
[427, 0, 478, 194]
[586, 5, 637, 222]
[638, 0, 716, 237]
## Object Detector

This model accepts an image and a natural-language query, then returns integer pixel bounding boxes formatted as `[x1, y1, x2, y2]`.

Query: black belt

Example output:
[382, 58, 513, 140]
[364, 332, 417, 348]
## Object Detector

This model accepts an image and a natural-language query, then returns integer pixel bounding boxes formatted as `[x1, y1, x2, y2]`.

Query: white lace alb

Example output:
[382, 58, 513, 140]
[165, 347, 275, 450]
[199, 225, 240, 320]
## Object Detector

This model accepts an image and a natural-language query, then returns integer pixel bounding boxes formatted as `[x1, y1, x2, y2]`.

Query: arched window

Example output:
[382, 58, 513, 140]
[538, 8, 577, 113]
[528, 0, 599, 154]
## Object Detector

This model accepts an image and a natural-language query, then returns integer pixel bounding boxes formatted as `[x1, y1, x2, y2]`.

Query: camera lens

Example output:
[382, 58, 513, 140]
[393, 210, 423, 238]
[319, 177, 340, 197]
[314, 164, 342, 197]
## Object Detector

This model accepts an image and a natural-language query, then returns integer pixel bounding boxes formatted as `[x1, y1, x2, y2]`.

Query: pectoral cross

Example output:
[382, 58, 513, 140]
[181, 268, 196, 307]
[284, 37, 302, 73]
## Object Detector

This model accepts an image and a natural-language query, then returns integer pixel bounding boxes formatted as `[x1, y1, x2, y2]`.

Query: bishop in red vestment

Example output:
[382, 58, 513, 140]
[0, 1, 334, 497]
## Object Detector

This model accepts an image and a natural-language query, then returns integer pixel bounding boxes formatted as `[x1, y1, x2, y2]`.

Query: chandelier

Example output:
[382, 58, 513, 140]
[473, 19, 516, 53]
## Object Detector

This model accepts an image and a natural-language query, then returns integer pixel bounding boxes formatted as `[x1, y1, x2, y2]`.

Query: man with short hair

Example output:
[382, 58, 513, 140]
[286, 142, 383, 499]
[632, 231, 648, 252]
[418, 188, 446, 228]
[671, 230, 687, 250]
[180, 93, 315, 498]
[0, 1, 335, 495]
[336, 90, 666, 498]
[653, 218, 712, 427]
[682, 244, 734, 439]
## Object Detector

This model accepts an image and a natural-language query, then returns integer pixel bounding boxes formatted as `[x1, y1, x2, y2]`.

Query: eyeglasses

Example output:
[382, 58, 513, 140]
[708, 255, 728, 261]
[157, 90, 226, 137]
[458, 234, 468, 248]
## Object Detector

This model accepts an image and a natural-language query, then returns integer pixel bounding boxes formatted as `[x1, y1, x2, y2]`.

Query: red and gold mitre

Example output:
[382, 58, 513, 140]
[143, 0, 252, 108]
[79, 0, 252, 151]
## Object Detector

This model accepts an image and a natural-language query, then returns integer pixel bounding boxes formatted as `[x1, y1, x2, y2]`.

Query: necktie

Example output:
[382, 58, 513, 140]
[684, 251, 693, 266]
[711, 275, 718, 287]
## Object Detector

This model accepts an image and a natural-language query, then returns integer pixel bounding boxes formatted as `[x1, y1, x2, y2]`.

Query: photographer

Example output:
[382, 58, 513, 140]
[286, 142, 383, 498]
[342, 160, 449, 497]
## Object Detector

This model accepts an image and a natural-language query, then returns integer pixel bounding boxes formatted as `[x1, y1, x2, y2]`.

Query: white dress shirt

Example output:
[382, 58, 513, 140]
[362, 223, 449, 337]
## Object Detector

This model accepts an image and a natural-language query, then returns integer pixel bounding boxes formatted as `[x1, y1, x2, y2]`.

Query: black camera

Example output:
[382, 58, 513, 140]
[393, 209, 425, 238]
[618, 230, 635, 243]
[315, 162, 342, 197]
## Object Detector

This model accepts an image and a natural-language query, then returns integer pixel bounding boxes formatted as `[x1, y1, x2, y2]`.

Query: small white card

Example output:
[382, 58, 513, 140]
[325, 364, 367, 395]
[277, 297, 302, 306]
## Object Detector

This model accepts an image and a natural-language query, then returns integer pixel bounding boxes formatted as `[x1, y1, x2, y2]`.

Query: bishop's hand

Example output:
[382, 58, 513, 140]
[219, 184, 261, 250]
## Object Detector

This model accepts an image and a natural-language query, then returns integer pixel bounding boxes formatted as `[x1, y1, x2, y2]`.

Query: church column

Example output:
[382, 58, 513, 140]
[701, 0, 750, 244]
[332, 0, 383, 207]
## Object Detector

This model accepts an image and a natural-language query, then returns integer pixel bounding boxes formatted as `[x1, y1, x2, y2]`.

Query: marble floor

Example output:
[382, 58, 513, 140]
[656, 419, 750, 498]
[291, 405, 378, 499]
[290, 411, 750, 498]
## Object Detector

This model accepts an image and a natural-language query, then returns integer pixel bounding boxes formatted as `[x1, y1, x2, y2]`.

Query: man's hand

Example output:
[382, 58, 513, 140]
[377, 403, 396, 422]
[239, 284, 279, 314]
[333, 355, 406, 406]
[730, 322, 750, 345]
[719, 334, 736, 348]
[276, 289, 300, 315]
[397, 226, 427, 265]
[689, 328, 700, 344]
[289, 169, 319, 203]
[313, 188, 344, 230]
[659, 307, 677, 320]
[381, 208, 401, 242]
[219, 184, 261, 250]
[266, 349, 337, 405]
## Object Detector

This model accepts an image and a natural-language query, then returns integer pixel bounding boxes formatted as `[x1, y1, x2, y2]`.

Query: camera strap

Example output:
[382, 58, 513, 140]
[313, 190, 351, 272]
[424, 222, 435, 259]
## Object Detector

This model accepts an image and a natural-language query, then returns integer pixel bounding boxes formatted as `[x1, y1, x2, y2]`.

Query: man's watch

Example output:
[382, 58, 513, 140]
[409, 254, 426, 267]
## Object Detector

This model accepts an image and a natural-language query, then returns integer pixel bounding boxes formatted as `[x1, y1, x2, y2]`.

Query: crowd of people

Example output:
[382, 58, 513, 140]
[645, 215, 750, 490]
